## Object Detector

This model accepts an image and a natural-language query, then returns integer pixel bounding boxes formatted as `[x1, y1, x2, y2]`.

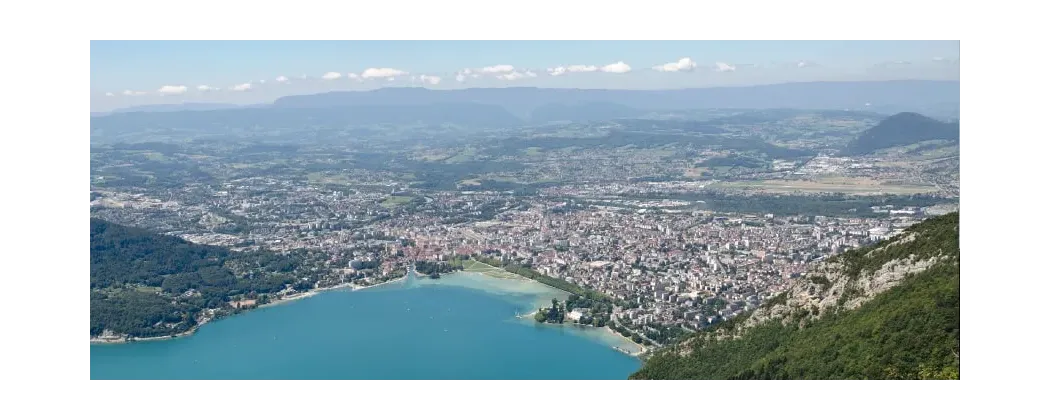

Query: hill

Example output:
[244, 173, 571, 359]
[630, 212, 960, 380]
[844, 112, 960, 155]
[90, 218, 321, 339]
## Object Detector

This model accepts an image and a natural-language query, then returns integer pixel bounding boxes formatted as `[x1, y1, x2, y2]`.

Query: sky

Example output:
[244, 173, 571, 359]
[90, 41, 959, 111]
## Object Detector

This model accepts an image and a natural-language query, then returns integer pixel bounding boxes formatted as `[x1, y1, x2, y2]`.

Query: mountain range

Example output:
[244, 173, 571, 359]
[96, 80, 960, 124]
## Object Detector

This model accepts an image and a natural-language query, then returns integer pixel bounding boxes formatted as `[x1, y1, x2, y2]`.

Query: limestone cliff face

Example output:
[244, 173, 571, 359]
[738, 255, 945, 332]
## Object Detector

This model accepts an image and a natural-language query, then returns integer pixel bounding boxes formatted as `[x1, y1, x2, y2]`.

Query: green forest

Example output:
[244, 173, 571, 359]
[90, 218, 322, 338]
[630, 213, 960, 380]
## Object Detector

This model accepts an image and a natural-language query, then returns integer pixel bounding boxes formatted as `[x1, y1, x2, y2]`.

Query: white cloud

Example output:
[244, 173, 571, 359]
[361, 67, 408, 79]
[197, 85, 220, 92]
[600, 61, 631, 73]
[653, 57, 697, 72]
[497, 71, 538, 81]
[275, 75, 289, 83]
[122, 90, 147, 96]
[231, 83, 252, 92]
[157, 85, 188, 95]
[714, 62, 736, 72]
[547, 64, 601, 76]
[480, 64, 514, 74]
[322, 72, 342, 80]
[455, 65, 516, 81]
[797, 60, 810, 68]
[105, 92, 114, 97]
[414, 75, 441, 85]
[347, 73, 361, 81]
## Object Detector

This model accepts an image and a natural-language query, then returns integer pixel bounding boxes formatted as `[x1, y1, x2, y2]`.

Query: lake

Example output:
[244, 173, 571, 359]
[90, 271, 643, 379]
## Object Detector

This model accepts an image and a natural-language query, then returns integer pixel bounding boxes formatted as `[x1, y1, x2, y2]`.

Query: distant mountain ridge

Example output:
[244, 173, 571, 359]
[844, 112, 960, 155]
[91, 81, 959, 127]
[271, 81, 959, 120]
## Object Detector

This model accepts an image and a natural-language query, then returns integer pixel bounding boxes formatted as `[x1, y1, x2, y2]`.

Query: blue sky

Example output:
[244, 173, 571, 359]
[90, 41, 959, 111]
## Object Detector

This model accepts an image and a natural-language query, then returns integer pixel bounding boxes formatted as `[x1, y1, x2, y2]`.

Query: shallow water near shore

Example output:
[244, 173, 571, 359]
[90, 271, 642, 379]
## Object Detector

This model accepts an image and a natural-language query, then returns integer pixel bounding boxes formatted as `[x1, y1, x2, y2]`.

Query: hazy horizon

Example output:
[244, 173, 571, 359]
[92, 78, 960, 114]
[91, 41, 959, 113]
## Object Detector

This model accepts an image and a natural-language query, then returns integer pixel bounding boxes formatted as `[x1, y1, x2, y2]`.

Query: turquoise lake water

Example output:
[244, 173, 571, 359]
[90, 272, 642, 380]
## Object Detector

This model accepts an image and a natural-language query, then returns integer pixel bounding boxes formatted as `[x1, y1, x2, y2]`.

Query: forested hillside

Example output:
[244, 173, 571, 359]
[90, 218, 323, 338]
[844, 112, 959, 155]
[630, 213, 960, 380]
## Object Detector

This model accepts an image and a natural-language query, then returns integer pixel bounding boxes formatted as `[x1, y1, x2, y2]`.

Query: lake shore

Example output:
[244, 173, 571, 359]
[90, 316, 213, 345]
[90, 265, 644, 357]
[90, 275, 409, 344]
[449, 268, 648, 357]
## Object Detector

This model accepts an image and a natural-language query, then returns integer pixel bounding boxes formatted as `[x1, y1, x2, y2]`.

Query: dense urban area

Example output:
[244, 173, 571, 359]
[90, 100, 959, 350]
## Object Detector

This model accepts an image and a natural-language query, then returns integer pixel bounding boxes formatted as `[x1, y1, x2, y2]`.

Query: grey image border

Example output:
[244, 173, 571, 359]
[88, 380, 961, 384]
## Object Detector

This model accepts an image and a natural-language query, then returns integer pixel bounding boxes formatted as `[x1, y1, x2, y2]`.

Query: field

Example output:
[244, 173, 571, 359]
[713, 176, 938, 195]
[443, 146, 478, 163]
[683, 167, 711, 178]
[462, 259, 528, 280]
[306, 172, 353, 185]
[134, 286, 163, 293]
[380, 195, 414, 208]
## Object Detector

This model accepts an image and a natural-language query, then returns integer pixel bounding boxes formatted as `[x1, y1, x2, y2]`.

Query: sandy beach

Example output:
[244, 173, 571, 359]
[517, 310, 538, 319]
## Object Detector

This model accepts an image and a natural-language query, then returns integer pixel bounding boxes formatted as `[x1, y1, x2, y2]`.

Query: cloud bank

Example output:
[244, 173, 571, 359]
[414, 74, 442, 85]
[714, 62, 736, 72]
[157, 85, 188, 95]
[361, 67, 408, 79]
[653, 58, 697, 72]
[548, 61, 630, 76]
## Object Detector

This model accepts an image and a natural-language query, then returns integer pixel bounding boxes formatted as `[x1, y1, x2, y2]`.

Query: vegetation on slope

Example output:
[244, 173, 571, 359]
[90, 218, 322, 338]
[844, 112, 959, 155]
[630, 213, 960, 379]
